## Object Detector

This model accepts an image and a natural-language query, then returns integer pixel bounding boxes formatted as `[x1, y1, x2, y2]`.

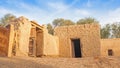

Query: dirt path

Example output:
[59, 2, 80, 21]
[0, 57, 120, 68]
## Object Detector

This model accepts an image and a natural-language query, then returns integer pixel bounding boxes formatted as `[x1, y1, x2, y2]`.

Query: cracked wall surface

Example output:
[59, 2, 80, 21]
[8, 17, 32, 57]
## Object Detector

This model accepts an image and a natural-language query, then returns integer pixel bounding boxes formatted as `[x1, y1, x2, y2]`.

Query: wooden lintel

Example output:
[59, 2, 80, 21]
[31, 21, 43, 30]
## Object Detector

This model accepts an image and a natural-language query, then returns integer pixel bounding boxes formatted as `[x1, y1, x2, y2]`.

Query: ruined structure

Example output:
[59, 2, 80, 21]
[8, 17, 58, 57]
[0, 16, 119, 58]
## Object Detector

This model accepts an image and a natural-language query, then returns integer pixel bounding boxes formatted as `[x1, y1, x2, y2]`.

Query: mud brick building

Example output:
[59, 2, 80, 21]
[101, 38, 120, 57]
[7, 17, 59, 57]
[0, 16, 119, 58]
[54, 24, 101, 57]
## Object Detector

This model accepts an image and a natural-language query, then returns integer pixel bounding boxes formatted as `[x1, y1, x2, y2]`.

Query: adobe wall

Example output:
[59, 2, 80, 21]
[0, 27, 9, 56]
[17, 17, 31, 56]
[101, 38, 120, 57]
[43, 28, 59, 57]
[8, 25, 15, 57]
[9, 17, 32, 57]
[54, 24, 101, 58]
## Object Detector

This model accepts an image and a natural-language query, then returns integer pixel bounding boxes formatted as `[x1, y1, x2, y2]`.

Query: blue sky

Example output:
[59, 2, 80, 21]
[0, 0, 120, 25]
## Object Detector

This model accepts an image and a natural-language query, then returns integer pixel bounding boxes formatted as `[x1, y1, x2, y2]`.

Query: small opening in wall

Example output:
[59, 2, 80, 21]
[108, 49, 113, 56]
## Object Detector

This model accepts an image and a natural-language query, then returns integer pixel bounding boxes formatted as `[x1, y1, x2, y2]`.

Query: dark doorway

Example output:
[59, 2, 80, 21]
[71, 39, 82, 58]
[108, 49, 113, 56]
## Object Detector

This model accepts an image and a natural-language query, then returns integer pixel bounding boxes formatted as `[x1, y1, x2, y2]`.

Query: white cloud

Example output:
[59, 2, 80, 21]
[46, 1, 91, 22]
[0, 0, 91, 25]
[0, 7, 13, 15]
[1, 0, 120, 27]
[96, 8, 120, 26]
[75, 9, 91, 16]
[0, 2, 50, 24]
[48, 2, 68, 11]
[109, 8, 120, 18]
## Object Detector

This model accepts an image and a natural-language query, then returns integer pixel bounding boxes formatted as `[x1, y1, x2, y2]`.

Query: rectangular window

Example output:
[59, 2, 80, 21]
[108, 49, 113, 56]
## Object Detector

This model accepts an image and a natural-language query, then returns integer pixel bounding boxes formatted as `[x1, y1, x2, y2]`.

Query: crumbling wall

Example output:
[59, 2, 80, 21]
[8, 25, 15, 57]
[54, 24, 100, 58]
[0, 27, 9, 56]
[16, 17, 31, 56]
[101, 38, 120, 57]
[43, 28, 59, 57]
[8, 17, 32, 57]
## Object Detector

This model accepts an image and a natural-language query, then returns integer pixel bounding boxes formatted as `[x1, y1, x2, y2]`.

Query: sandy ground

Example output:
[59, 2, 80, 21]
[0, 57, 120, 68]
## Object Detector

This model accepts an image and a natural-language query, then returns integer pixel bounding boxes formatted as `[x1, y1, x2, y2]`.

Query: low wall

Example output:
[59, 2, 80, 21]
[0, 27, 9, 56]
[43, 29, 59, 57]
[101, 38, 120, 57]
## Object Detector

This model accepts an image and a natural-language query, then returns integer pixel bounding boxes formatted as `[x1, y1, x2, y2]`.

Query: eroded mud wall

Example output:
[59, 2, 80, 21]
[0, 27, 9, 56]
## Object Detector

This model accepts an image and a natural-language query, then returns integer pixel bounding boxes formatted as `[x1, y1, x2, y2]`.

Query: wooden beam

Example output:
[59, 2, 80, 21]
[31, 21, 43, 30]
